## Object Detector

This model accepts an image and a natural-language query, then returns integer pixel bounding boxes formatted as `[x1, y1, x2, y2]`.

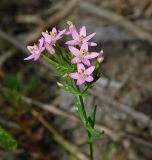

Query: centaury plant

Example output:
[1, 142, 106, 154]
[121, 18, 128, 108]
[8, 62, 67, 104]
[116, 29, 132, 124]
[24, 21, 104, 160]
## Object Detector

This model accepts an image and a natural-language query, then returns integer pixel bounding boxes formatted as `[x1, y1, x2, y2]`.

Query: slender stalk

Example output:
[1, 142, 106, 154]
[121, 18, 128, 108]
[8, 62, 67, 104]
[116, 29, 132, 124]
[77, 86, 94, 160]
[88, 132, 93, 160]
[90, 143, 93, 160]
[78, 95, 87, 121]
[79, 95, 94, 160]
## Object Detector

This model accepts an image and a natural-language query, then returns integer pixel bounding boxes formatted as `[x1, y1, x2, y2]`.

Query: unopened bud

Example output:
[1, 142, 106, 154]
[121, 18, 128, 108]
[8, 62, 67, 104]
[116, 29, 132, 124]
[67, 21, 73, 26]
[97, 50, 104, 63]
[57, 82, 63, 87]
[67, 21, 75, 30]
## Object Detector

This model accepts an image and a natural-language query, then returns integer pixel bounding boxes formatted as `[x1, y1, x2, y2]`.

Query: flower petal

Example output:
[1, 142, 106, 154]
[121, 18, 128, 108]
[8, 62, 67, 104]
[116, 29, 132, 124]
[87, 42, 97, 46]
[27, 46, 34, 52]
[38, 37, 44, 49]
[77, 63, 85, 72]
[71, 29, 79, 40]
[40, 47, 45, 52]
[69, 72, 80, 79]
[68, 46, 80, 56]
[80, 26, 86, 37]
[56, 29, 66, 39]
[84, 32, 96, 42]
[71, 57, 81, 64]
[84, 66, 95, 75]
[42, 32, 52, 43]
[34, 54, 40, 61]
[77, 78, 85, 85]
[45, 43, 55, 54]
[84, 52, 99, 59]
[52, 27, 57, 34]
[64, 29, 71, 35]
[24, 54, 35, 60]
[81, 43, 88, 51]
[85, 76, 94, 82]
[82, 59, 91, 66]
[65, 40, 78, 45]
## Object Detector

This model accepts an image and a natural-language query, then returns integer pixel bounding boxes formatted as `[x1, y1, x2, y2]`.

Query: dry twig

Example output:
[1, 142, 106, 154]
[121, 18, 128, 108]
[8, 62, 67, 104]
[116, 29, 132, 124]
[22, 96, 152, 149]
[32, 110, 87, 160]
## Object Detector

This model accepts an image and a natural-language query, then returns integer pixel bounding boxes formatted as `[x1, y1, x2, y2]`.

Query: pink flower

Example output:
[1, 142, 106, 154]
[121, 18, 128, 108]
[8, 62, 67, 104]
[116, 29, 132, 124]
[66, 26, 97, 47]
[42, 27, 66, 54]
[70, 63, 95, 85]
[42, 27, 66, 45]
[24, 37, 45, 61]
[69, 43, 99, 66]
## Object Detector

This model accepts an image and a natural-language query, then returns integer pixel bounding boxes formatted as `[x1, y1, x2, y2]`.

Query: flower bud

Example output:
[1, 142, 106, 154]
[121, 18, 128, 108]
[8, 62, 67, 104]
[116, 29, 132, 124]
[67, 21, 73, 26]
[97, 50, 104, 63]
[57, 82, 63, 87]
[67, 21, 75, 30]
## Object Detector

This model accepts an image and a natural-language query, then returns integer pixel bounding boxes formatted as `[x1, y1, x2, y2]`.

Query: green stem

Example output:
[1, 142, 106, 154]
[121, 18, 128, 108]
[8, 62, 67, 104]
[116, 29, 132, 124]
[77, 86, 94, 160]
[78, 95, 87, 121]
[88, 132, 93, 160]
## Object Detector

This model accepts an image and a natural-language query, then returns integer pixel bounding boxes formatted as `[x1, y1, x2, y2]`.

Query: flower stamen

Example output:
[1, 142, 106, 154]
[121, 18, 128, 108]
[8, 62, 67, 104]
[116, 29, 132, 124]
[80, 49, 88, 57]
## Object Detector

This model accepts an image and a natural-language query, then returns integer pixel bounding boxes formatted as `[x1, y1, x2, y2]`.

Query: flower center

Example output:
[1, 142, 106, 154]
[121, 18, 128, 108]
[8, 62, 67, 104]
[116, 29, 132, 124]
[33, 43, 37, 49]
[80, 49, 88, 57]
[82, 73, 88, 78]
[79, 69, 88, 78]
[50, 32, 56, 37]
[79, 35, 84, 42]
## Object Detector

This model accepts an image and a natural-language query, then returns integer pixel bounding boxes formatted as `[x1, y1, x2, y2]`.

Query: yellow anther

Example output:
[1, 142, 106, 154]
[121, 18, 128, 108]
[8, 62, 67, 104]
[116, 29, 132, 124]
[80, 49, 87, 57]
[33, 43, 37, 49]
[50, 32, 55, 37]
[82, 73, 88, 78]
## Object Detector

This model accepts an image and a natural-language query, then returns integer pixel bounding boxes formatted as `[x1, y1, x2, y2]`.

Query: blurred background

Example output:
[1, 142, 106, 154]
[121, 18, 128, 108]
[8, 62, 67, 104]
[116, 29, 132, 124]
[0, 0, 152, 159]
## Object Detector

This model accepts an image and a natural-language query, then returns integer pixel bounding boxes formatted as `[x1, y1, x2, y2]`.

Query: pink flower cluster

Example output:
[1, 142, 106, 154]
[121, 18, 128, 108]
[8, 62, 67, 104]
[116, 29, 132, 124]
[25, 27, 66, 60]
[24, 22, 103, 85]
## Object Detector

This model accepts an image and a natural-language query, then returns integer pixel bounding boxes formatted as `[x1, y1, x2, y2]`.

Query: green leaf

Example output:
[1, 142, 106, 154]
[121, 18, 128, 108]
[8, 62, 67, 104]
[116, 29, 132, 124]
[0, 127, 17, 151]
[41, 54, 57, 66]
[87, 127, 104, 138]
[58, 82, 88, 97]
[87, 105, 97, 128]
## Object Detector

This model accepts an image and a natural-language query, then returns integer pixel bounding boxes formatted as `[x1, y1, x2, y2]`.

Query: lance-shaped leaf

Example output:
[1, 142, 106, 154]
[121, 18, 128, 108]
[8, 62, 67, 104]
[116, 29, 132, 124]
[87, 127, 104, 138]
[57, 82, 88, 97]
[87, 105, 97, 128]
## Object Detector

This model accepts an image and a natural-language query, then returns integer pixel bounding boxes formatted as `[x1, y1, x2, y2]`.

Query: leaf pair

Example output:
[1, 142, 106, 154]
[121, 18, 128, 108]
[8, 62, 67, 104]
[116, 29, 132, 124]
[58, 82, 88, 97]
[86, 105, 104, 139]
[74, 99, 104, 139]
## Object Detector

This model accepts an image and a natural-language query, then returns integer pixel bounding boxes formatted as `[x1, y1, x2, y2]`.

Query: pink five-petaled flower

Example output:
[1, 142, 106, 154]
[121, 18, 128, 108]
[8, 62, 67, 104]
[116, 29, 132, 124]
[66, 25, 97, 47]
[70, 63, 95, 85]
[69, 43, 99, 66]
[42, 27, 66, 54]
[24, 37, 45, 61]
